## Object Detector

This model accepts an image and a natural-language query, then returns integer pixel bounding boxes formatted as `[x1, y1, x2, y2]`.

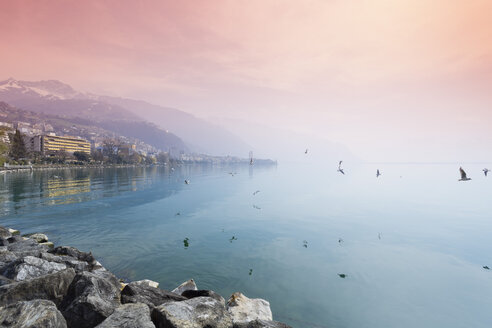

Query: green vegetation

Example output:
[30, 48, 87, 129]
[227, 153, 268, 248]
[8, 129, 27, 161]
[0, 131, 174, 167]
[0, 127, 10, 166]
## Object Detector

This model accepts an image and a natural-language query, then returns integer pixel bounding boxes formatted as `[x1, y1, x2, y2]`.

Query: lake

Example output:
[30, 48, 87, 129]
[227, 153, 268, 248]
[1, 163, 491, 328]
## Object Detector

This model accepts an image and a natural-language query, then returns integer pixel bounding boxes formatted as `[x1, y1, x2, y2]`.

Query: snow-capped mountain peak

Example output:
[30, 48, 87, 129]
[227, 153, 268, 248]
[0, 78, 86, 100]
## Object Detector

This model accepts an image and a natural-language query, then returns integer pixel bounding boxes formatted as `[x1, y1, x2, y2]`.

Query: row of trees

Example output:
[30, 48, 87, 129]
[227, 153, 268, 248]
[1, 130, 172, 166]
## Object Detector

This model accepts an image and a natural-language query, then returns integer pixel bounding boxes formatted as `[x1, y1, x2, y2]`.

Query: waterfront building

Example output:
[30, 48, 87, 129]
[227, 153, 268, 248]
[28, 135, 91, 155]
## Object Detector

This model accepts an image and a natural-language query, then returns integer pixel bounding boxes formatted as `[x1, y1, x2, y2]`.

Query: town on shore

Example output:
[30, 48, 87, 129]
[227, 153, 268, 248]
[0, 121, 275, 170]
[0, 225, 290, 328]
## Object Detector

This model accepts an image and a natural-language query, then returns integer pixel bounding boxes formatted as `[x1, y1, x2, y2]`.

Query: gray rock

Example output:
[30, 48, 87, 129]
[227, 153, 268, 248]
[0, 268, 76, 306]
[233, 320, 292, 328]
[61, 271, 121, 328]
[0, 275, 13, 286]
[152, 296, 233, 328]
[7, 238, 49, 255]
[0, 227, 12, 239]
[41, 252, 90, 272]
[171, 279, 197, 295]
[7, 235, 25, 244]
[40, 241, 55, 248]
[121, 281, 186, 309]
[181, 289, 225, 305]
[95, 303, 155, 328]
[0, 238, 9, 246]
[2, 255, 67, 281]
[8, 228, 20, 236]
[0, 249, 18, 264]
[49, 246, 95, 266]
[132, 279, 159, 288]
[27, 233, 49, 243]
[0, 299, 67, 328]
[227, 293, 272, 324]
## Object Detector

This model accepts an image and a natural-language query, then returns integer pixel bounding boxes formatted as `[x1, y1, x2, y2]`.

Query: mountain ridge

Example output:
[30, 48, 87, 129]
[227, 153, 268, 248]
[0, 78, 252, 157]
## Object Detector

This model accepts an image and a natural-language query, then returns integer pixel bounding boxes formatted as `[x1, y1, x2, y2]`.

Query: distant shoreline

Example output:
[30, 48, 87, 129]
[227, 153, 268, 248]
[0, 160, 277, 173]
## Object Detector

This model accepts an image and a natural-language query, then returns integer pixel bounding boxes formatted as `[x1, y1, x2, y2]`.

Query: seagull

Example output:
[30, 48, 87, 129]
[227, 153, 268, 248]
[483, 168, 489, 177]
[458, 167, 471, 181]
[253, 190, 260, 195]
[376, 169, 381, 178]
[378, 233, 382, 240]
[184, 179, 190, 184]
[337, 161, 345, 175]
[338, 238, 344, 244]
[305, 149, 308, 154]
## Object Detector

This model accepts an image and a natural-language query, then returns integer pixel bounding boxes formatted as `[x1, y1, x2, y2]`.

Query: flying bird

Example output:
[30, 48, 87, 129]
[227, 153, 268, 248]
[376, 169, 381, 178]
[253, 190, 260, 195]
[305, 149, 308, 154]
[337, 161, 345, 175]
[483, 168, 489, 177]
[458, 167, 471, 181]
[184, 179, 190, 184]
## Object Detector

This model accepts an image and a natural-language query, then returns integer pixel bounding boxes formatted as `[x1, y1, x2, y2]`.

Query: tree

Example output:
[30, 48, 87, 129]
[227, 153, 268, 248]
[102, 139, 120, 163]
[9, 129, 27, 161]
[156, 152, 170, 164]
[73, 151, 90, 162]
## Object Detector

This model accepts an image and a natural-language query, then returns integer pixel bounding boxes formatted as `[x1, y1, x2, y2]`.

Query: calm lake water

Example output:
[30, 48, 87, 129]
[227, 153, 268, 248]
[1, 163, 491, 328]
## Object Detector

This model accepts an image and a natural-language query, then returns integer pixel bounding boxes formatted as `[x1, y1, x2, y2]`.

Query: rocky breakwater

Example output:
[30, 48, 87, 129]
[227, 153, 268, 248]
[0, 226, 291, 328]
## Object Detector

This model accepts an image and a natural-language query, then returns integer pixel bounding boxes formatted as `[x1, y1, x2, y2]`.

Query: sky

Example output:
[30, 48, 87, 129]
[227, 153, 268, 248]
[1, 0, 491, 162]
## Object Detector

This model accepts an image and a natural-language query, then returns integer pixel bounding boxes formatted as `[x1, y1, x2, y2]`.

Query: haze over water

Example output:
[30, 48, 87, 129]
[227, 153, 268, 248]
[1, 163, 491, 328]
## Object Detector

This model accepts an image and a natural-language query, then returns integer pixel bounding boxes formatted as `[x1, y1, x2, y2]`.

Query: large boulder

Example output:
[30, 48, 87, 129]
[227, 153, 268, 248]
[95, 303, 155, 328]
[0, 299, 67, 328]
[132, 279, 160, 288]
[233, 320, 292, 328]
[0, 268, 76, 306]
[152, 296, 233, 328]
[49, 246, 95, 265]
[26, 233, 49, 243]
[0, 275, 13, 286]
[181, 289, 226, 305]
[171, 279, 197, 295]
[41, 252, 90, 272]
[61, 271, 121, 328]
[2, 255, 67, 281]
[8, 228, 20, 236]
[0, 227, 12, 239]
[227, 293, 272, 324]
[7, 238, 49, 257]
[121, 281, 186, 309]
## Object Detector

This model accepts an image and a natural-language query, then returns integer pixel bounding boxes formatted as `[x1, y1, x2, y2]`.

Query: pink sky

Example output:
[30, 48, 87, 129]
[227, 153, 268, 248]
[1, 0, 491, 161]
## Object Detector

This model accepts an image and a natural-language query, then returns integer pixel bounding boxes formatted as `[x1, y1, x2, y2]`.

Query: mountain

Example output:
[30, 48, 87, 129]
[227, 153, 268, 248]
[212, 117, 357, 163]
[97, 96, 252, 157]
[0, 78, 138, 122]
[0, 101, 187, 153]
[0, 78, 251, 156]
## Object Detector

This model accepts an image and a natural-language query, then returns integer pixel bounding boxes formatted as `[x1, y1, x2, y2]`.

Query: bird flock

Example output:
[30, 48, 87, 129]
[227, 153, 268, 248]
[175, 150, 490, 279]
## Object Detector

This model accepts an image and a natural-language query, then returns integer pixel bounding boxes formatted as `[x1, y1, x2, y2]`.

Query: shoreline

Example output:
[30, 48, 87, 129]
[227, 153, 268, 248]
[0, 225, 291, 328]
[0, 161, 277, 174]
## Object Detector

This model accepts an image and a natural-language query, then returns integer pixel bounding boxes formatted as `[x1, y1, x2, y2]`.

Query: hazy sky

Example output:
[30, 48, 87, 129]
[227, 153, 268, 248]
[1, 0, 491, 162]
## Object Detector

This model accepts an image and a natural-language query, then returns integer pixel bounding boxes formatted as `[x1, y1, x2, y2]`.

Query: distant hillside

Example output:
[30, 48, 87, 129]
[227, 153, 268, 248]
[97, 96, 252, 157]
[0, 78, 138, 122]
[0, 101, 188, 153]
[0, 78, 251, 156]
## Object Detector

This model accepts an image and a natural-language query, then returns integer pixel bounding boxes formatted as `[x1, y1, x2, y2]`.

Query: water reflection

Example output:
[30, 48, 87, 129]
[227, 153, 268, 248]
[1, 163, 491, 328]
